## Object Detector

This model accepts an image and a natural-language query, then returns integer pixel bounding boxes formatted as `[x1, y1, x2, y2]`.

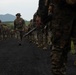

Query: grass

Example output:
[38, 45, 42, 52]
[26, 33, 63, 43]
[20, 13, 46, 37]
[3, 21, 30, 29]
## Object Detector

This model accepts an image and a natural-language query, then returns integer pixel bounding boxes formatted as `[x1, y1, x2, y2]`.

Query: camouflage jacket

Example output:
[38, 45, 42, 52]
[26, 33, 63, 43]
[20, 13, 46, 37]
[37, 0, 50, 23]
[14, 18, 25, 30]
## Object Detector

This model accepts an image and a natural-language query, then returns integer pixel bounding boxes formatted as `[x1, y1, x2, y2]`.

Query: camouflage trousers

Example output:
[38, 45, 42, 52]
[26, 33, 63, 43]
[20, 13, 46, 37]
[47, 30, 52, 45]
[51, 10, 76, 75]
[42, 29, 48, 48]
[51, 44, 70, 75]
[33, 31, 38, 43]
[37, 29, 43, 47]
[2, 30, 9, 40]
[15, 30, 23, 42]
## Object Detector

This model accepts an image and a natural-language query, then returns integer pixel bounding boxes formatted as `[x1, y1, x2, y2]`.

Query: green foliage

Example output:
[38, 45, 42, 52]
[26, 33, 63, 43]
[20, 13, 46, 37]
[3, 21, 30, 29]
[25, 21, 30, 26]
[3, 21, 14, 29]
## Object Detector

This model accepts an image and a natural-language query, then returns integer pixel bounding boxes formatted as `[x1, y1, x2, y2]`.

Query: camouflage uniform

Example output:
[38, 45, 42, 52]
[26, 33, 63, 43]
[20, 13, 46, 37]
[42, 24, 48, 49]
[50, 0, 76, 75]
[37, 0, 76, 75]
[36, 0, 52, 48]
[2, 24, 9, 40]
[28, 19, 34, 42]
[10, 29, 15, 38]
[14, 13, 25, 45]
[42, 2, 53, 49]
[35, 15, 43, 47]
[33, 13, 39, 45]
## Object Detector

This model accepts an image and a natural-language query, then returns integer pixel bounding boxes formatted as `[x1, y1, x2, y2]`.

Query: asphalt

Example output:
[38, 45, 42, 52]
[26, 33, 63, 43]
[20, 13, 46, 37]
[0, 38, 76, 75]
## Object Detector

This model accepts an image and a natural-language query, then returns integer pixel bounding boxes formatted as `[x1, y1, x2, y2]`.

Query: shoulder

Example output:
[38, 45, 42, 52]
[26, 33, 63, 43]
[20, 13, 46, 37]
[20, 18, 25, 21]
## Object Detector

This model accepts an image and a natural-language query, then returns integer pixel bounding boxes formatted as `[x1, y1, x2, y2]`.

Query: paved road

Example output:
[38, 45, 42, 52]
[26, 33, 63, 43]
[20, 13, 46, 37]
[0, 38, 76, 75]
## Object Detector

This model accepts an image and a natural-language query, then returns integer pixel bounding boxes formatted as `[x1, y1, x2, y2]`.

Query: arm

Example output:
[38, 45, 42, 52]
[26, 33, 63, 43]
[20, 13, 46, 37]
[38, 0, 53, 24]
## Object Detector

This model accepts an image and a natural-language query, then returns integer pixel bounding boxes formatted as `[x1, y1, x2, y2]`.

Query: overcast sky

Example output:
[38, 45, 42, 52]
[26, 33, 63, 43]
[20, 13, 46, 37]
[0, 0, 39, 21]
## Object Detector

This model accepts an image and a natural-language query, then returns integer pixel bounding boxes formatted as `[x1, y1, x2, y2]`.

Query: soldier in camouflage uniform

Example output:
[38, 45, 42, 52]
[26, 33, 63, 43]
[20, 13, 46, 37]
[14, 13, 25, 46]
[0, 21, 9, 40]
[2, 24, 9, 40]
[36, 0, 53, 48]
[42, 2, 54, 49]
[32, 12, 38, 45]
[37, 0, 76, 75]
[42, 24, 48, 49]
[50, 0, 76, 75]
[28, 19, 34, 42]
[35, 15, 44, 48]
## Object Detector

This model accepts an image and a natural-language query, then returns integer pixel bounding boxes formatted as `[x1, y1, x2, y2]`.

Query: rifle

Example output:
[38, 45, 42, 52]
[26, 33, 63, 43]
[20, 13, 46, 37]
[23, 0, 53, 37]
[23, 27, 37, 37]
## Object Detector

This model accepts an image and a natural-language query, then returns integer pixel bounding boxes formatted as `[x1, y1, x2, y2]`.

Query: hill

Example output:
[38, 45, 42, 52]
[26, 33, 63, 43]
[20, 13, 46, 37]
[0, 14, 15, 22]
[0, 14, 29, 22]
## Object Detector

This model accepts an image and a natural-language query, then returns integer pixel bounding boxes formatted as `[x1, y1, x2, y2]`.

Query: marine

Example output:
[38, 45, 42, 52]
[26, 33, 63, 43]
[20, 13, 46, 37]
[37, 0, 76, 75]
[50, 0, 76, 75]
[14, 13, 25, 46]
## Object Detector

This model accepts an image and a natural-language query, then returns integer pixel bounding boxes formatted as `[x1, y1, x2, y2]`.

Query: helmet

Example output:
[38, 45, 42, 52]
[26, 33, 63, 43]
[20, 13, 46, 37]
[16, 13, 21, 16]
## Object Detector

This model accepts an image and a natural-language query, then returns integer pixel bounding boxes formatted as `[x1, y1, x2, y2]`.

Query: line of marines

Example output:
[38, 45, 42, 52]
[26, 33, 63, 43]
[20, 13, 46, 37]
[0, 0, 76, 75]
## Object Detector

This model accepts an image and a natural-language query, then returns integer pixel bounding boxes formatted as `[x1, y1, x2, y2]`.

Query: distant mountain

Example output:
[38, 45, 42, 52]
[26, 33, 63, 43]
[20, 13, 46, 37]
[0, 14, 15, 22]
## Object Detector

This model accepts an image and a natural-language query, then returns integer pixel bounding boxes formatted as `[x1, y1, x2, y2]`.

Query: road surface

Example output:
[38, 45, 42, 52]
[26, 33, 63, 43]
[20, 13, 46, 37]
[0, 38, 76, 75]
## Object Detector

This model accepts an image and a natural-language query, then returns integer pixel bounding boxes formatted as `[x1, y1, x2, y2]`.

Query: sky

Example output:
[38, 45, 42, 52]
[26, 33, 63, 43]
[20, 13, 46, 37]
[0, 0, 39, 21]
